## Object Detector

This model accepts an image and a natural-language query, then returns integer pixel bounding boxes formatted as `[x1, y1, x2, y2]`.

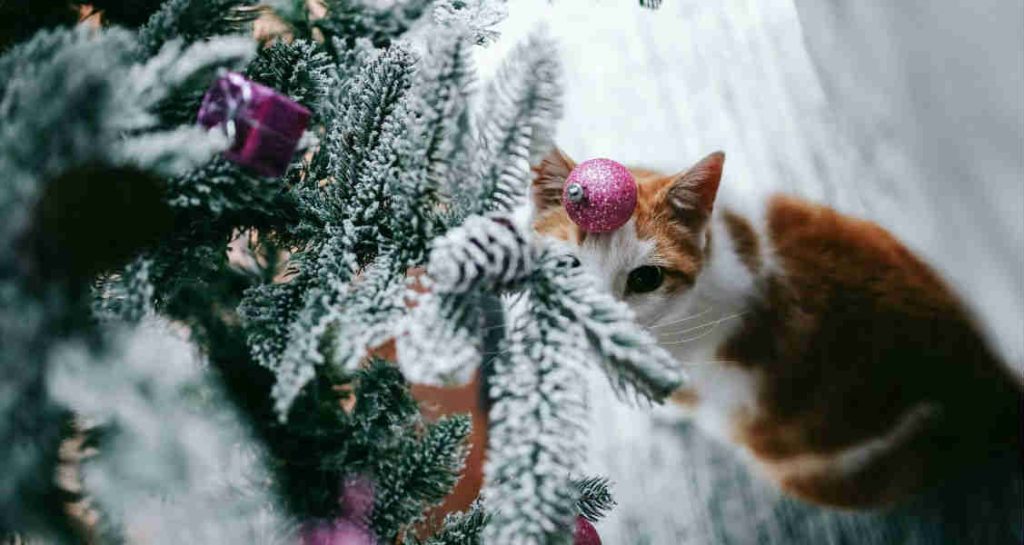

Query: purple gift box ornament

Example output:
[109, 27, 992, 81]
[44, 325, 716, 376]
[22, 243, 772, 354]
[197, 71, 311, 177]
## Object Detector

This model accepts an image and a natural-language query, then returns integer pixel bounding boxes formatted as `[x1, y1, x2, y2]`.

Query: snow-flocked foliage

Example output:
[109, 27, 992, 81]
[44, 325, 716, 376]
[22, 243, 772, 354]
[468, 32, 562, 216]
[1, 0, 680, 543]
[0, 22, 258, 542]
[573, 476, 616, 523]
[47, 319, 288, 544]
[483, 306, 590, 545]
[428, 214, 535, 294]
[415, 502, 490, 545]
[422, 215, 682, 544]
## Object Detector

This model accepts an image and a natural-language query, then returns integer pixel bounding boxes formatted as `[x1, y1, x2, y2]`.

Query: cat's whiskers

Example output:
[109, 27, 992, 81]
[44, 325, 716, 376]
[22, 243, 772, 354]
[657, 311, 749, 346]
[675, 359, 733, 368]
[643, 306, 714, 329]
[471, 303, 712, 336]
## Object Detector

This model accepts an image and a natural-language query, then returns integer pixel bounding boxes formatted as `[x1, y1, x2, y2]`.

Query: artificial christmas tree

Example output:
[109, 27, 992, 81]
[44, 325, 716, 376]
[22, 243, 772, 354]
[0, 1, 682, 544]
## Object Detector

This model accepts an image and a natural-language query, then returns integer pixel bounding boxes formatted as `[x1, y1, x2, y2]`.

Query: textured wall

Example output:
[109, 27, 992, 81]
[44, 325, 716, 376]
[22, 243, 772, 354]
[792, 0, 1023, 375]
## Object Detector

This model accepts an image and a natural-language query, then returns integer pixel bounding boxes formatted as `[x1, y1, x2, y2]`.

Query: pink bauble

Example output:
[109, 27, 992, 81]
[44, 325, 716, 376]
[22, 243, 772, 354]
[300, 520, 375, 545]
[574, 517, 602, 545]
[563, 158, 637, 233]
[339, 474, 375, 522]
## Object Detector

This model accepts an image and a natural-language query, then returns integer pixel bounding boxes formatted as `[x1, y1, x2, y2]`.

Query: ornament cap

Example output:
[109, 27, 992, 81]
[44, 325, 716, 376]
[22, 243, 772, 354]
[565, 182, 585, 203]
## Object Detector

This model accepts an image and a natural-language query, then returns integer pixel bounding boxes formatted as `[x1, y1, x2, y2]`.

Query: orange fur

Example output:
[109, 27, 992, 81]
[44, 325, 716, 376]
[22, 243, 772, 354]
[721, 210, 761, 274]
[721, 195, 1020, 506]
[633, 173, 707, 290]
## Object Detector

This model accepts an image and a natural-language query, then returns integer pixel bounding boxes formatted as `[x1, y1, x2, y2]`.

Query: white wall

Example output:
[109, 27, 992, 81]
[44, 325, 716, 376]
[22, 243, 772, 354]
[792, 0, 1024, 374]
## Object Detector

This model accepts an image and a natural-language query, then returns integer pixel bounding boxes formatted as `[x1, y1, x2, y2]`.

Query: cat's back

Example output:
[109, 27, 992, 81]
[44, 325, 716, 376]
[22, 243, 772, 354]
[763, 194, 964, 316]
[720, 193, 1020, 507]
[747, 193, 1017, 414]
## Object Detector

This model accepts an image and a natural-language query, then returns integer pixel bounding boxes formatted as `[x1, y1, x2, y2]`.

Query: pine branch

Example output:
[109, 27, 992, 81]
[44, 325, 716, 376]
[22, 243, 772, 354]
[325, 255, 405, 373]
[470, 31, 561, 216]
[431, 0, 507, 46]
[385, 123, 440, 269]
[413, 32, 476, 205]
[239, 278, 306, 370]
[483, 309, 587, 545]
[373, 415, 472, 540]
[0, 26, 97, 100]
[0, 28, 135, 182]
[0, 298, 72, 539]
[137, 0, 260, 56]
[573, 476, 616, 522]
[246, 39, 337, 117]
[418, 503, 490, 545]
[314, 361, 472, 539]
[248, 212, 378, 417]
[246, 43, 422, 418]
[0, 26, 252, 200]
[532, 249, 684, 402]
[48, 321, 288, 544]
[427, 211, 682, 399]
[92, 257, 156, 323]
[427, 214, 534, 294]
[313, 0, 432, 49]
[425, 213, 683, 401]
[166, 157, 297, 219]
[396, 289, 487, 386]
[304, 44, 416, 264]
[245, 250, 399, 419]
[264, 272, 350, 419]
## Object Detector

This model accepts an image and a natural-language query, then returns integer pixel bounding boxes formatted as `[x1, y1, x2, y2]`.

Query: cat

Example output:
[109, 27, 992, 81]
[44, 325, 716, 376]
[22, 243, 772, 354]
[531, 148, 1022, 508]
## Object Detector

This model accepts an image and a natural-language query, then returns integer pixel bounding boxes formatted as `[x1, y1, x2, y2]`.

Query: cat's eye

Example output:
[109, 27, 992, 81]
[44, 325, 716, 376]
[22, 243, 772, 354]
[626, 266, 665, 294]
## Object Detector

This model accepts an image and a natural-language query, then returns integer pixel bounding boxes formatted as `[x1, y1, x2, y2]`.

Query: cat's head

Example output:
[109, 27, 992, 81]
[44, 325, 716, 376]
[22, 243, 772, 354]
[531, 148, 725, 320]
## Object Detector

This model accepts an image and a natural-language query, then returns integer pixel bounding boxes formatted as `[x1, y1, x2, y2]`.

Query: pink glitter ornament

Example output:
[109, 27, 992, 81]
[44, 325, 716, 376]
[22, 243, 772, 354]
[338, 474, 375, 523]
[300, 475, 378, 545]
[197, 71, 311, 177]
[574, 517, 602, 545]
[562, 158, 637, 233]
[300, 520, 375, 545]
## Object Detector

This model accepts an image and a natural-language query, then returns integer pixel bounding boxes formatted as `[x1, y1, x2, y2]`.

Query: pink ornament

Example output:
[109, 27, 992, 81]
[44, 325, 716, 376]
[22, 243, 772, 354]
[300, 474, 378, 545]
[197, 71, 311, 177]
[339, 474, 375, 523]
[574, 517, 602, 545]
[300, 520, 375, 545]
[562, 158, 637, 233]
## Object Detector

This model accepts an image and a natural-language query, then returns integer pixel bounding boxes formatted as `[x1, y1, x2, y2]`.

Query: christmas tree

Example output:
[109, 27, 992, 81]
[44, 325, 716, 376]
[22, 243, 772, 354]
[0, 1, 681, 544]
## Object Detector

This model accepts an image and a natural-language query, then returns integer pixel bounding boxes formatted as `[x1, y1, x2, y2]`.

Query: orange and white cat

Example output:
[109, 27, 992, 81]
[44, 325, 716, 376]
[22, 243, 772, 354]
[531, 149, 1021, 508]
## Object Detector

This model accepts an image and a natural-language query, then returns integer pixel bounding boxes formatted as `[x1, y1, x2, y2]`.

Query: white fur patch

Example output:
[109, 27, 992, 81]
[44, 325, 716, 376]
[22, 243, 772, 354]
[569, 210, 770, 447]
[685, 363, 761, 442]
[576, 219, 656, 297]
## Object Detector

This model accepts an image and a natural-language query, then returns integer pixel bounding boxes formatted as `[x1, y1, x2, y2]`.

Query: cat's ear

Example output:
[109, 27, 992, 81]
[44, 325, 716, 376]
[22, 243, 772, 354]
[666, 151, 725, 227]
[531, 147, 576, 215]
